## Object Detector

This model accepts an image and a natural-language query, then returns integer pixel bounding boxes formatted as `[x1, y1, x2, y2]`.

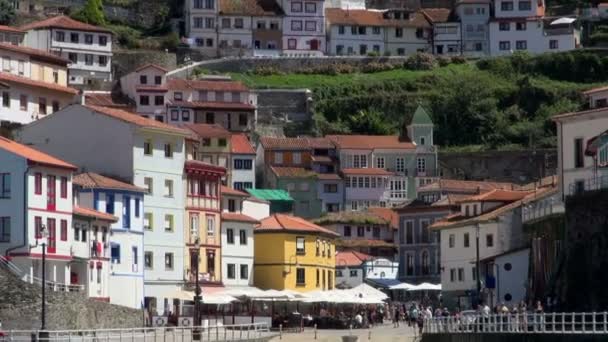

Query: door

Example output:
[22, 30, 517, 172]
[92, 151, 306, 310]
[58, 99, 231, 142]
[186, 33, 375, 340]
[47, 175, 56, 211]
[123, 196, 130, 228]
[310, 39, 319, 50]
[47, 218, 56, 253]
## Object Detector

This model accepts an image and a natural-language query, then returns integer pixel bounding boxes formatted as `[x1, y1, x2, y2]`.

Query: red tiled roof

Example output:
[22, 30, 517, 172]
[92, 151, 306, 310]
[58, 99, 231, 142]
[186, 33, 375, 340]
[458, 189, 532, 203]
[0, 42, 70, 65]
[73, 172, 145, 192]
[367, 207, 399, 228]
[0, 72, 78, 95]
[167, 78, 249, 92]
[316, 173, 342, 180]
[421, 8, 452, 23]
[168, 100, 255, 111]
[184, 160, 226, 174]
[552, 106, 608, 121]
[327, 135, 415, 150]
[73, 206, 118, 222]
[418, 179, 517, 193]
[184, 123, 231, 138]
[219, 0, 284, 16]
[134, 64, 168, 73]
[20, 16, 112, 33]
[336, 250, 373, 267]
[256, 214, 340, 237]
[84, 92, 130, 108]
[0, 25, 25, 33]
[136, 86, 168, 93]
[341, 168, 394, 176]
[221, 212, 259, 224]
[231, 134, 255, 154]
[260, 136, 332, 150]
[0, 136, 77, 170]
[325, 8, 431, 28]
[270, 166, 317, 178]
[85, 105, 189, 135]
[221, 185, 249, 197]
[582, 85, 608, 95]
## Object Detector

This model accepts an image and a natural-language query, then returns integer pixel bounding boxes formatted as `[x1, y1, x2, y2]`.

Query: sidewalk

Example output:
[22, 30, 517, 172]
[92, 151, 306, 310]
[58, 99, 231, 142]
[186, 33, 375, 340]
[270, 323, 419, 342]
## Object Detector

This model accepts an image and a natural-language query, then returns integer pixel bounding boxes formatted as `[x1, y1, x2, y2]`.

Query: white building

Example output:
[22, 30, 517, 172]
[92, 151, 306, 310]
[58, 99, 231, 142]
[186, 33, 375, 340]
[422, 8, 461, 56]
[73, 172, 146, 308]
[480, 247, 530, 308]
[553, 86, 608, 199]
[0, 42, 76, 124]
[0, 136, 78, 292]
[220, 187, 259, 287]
[455, 0, 491, 57]
[0, 25, 25, 45]
[230, 134, 256, 190]
[16, 104, 190, 314]
[282, 0, 326, 54]
[335, 251, 398, 288]
[185, 0, 219, 56]
[20, 16, 113, 85]
[488, 0, 578, 56]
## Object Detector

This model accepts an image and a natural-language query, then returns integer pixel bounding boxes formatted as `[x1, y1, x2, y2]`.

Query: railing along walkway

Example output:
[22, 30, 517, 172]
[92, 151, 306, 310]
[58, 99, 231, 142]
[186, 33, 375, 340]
[424, 312, 608, 334]
[2, 323, 274, 341]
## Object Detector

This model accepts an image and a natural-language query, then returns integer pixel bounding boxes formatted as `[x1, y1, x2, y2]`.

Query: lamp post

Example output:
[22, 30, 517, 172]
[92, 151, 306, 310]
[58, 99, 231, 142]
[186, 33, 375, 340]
[193, 238, 202, 340]
[475, 224, 481, 306]
[39, 224, 49, 333]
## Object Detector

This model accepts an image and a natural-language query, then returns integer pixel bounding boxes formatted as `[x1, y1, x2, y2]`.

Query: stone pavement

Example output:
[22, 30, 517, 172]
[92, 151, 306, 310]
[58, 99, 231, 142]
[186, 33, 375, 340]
[270, 323, 421, 342]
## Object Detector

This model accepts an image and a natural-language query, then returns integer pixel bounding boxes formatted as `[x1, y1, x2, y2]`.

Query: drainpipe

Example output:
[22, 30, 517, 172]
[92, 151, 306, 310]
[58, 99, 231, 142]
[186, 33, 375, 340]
[6, 164, 31, 258]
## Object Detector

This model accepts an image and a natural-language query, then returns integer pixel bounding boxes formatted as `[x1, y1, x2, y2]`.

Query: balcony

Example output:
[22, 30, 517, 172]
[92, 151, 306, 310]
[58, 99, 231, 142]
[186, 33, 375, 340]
[522, 196, 565, 223]
[545, 28, 575, 36]
[186, 196, 219, 210]
[568, 175, 608, 196]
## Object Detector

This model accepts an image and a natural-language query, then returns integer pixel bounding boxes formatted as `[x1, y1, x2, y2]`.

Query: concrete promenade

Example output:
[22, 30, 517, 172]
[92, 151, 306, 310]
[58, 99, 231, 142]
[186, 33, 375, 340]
[271, 323, 418, 342]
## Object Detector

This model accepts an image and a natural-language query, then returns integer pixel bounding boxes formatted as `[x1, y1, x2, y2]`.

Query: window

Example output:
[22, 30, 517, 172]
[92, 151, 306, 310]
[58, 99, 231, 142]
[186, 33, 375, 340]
[323, 184, 338, 193]
[375, 157, 385, 169]
[144, 252, 153, 269]
[218, 138, 227, 147]
[207, 216, 215, 236]
[161, 214, 174, 233]
[142, 212, 152, 231]
[373, 27, 380, 34]
[515, 22, 526, 31]
[486, 234, 494, 247]
[55, 31, 65, 42]
[518, 0, 531, 10]
[38, 97, 47, 115]
[60, 219, 67, 241]
[464, 232, 470, 248]
[449, 234, 455, 248]
[515, 40, 527, 50]
[305, 2, 316, 12]
[406, 254, 414, 276]
[344, 226, 351, 237]
[239, 229, 247, 245]
[164, 143, 173, 158]
[85, 54, 93, 66]
[140, 95, 149, 106]
[405, 221, 414, 244]
[106, 193, 115, 214]
[70, 33, 79, 43]
[338, 25, 344, 34]
[458, 268, 464, 281]
[450, 268, 456, 282]
[0, 217, 10, 242]
[372, 226, 380, 238]
[0, 173, 10, 198]
[288, 39, 296, 49]
[18, 60, 24, 75]
[234, 18, 244, 29]
[111, 244, 121, 263]
[154, 96, 164, 106]
[240, 264, 248, 279]
[144, 177, 153, 194]
[140, 75, 148, 85]
[417, 158, 426, 173]
[395, 28, 403, 37]
[85, 34, 93, 44]
[135, 198, 140, 218]
[170, 110, 179, 121]
[34, 173, 42, 195]
[274, 152, 283, 164]
[359, 45, 367, 55]
[357, 226, 364, 237]
[351, 26, 357, 35]
[82, 229, 87, 242]
[182, 110, 190, 121]
[291, 20, 302, 31]
[350, 269, 358, 277]
[501, 1, 513, 10]
[476, 7, 485, 14]
[164, 179, 173, 198]
[165, 253, 174, 270]
[574, 138, 584, 168]
[2, 91, 8, 108]
[291, 2, 302, 12]
[98, 55, 108, 67]
[227, 228, 236, 245]
[99, 35, 108, 46]
[499, 22, 510, 31]
[396, 158, 405, 172]
[296, 268, 305, 285]
[550, 40, 558, 49]
[227, 264, 236, 279]
[303, 20, 316, 31]
[234, 159, 252, 170]
[499, 41, 510, 51]
[296, 237, 305, 254]
[238, 113, 248, 126]
[143, 140, 152, 155]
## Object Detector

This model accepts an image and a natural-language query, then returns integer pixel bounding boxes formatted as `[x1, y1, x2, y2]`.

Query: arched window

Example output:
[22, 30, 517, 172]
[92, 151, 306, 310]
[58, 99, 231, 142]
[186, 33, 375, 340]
[406, 254, 414, 276]
[421, 250, 430, 275]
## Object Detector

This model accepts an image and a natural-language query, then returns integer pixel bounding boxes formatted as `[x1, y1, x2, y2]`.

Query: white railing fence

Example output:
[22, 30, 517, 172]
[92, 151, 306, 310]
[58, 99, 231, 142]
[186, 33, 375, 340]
[2, 323, 273, 342]
[0, 256, 84, 293]
[424, 312, 608, 335]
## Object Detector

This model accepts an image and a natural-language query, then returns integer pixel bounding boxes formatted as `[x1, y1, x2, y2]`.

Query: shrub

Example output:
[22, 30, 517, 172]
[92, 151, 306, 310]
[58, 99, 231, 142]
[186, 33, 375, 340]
[252, 66, 283, 76]
[437, 56, 451, 67]
[590, 32, 608, 46]
[404, 52, 437, 70]
[450, 56, 467, 64]
[108, 24, 142, 49]
[366, 51, 380, 57]
[160, 32, 180, 52]
[0, 0, 16, 25]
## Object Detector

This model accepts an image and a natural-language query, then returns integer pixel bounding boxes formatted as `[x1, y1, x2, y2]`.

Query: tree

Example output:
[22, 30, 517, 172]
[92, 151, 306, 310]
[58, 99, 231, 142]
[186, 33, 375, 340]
[73, 0, 105, 26]
[0, 0, 16, 25]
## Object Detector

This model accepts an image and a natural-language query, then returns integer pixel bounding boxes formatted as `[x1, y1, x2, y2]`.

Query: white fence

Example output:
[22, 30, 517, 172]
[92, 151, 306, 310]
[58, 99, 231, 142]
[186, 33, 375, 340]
[423, 312, 608, 334]
[1, 323, 274, 342]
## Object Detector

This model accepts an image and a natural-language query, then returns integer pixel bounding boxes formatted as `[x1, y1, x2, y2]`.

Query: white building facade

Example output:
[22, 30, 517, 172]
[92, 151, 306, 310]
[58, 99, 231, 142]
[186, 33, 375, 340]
[455, 0, 490, 57]
[282, 0, 325, 53]
[230, 134, 256, 190]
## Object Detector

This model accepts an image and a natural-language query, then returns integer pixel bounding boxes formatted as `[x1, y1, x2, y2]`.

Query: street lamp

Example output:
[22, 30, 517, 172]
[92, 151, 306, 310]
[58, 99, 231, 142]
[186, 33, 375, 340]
[193, 237, 202, 339]
[32, 224, 49, 331]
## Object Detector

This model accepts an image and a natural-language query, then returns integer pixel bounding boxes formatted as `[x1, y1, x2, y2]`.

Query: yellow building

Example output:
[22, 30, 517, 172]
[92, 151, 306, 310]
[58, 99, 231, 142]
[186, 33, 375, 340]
[254, 214, 338, 292]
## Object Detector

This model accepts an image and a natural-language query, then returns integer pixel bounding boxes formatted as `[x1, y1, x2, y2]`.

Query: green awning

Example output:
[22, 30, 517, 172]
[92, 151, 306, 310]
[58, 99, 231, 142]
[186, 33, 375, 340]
[246, 188, 294, 201]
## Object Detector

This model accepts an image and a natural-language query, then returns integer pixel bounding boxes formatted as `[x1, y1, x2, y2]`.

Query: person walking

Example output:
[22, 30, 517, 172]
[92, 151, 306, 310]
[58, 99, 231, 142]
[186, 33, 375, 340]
[393, 306, 401, 328]
[534, 300, 544, 332]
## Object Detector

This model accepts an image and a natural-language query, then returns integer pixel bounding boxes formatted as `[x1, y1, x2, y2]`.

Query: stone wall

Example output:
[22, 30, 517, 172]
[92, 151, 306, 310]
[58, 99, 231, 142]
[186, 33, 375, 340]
[0, 266, 143, 330]
[423, 333, 608, 342]
[256, 89, 313, 124]
[439, 149, 557, 185]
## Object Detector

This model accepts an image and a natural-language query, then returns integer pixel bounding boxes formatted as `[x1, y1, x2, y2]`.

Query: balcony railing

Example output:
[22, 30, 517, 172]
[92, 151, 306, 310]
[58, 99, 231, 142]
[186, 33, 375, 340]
[568, 175, 608, 196]
[522, 198, 565, 223]
[545, 28, 575, 36]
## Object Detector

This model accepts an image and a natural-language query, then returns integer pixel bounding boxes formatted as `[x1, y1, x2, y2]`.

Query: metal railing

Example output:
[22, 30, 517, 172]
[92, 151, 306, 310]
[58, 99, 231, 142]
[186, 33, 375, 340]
[522, 197, 565, 223]
[423, 312, 608, 334]
[568, 175, 608, 196]
[0, 256, 84, 292]
[2, 323, 274, 341]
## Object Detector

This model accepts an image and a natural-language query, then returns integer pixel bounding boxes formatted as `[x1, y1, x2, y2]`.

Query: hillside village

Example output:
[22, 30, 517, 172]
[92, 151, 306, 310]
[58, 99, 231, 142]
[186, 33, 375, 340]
[1, 0, 608, 335]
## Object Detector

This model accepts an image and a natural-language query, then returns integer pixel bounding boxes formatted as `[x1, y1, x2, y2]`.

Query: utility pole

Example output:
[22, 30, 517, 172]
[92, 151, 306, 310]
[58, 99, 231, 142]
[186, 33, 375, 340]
[476, 224, 481, 305]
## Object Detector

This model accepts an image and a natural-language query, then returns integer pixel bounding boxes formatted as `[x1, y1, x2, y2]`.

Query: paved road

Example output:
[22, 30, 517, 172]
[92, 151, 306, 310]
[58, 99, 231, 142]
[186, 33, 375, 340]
[270, 323, 420, 342]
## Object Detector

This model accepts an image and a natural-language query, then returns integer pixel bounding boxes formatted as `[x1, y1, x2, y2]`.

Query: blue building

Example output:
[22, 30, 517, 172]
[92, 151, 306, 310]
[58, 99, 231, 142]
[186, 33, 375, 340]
[73, 172, 146, 308]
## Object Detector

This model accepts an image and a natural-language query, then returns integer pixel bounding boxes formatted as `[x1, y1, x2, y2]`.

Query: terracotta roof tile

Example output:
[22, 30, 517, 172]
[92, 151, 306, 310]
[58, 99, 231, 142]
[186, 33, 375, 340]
[231, 134, 255, 154]
[0, 42, 70, 65]
[184, 160, 227, 174]
[84, 92, 130, 108]
[326, 8, 431, 28]
[336, 250, 373, 267]
[341, 168, 394, 176]
[168, 100, 255, 111]
[219, 0, 284, 16]
[270, 166, 317, 178]
[73, 206, 118, 222]
[256, 213, 340, 237]
[316, 173, 342, 180]
[221, 185, 249, 197]
[20, 16, 112, 33]
[85, 105, 190, 135]
[367, 207, 399, 228]
[418, 179, 517, 193]
[582, 85, 608, 95]
[73, 172, 145, 192]
[0, 72, 77, 95]
[136, 86, 168, 93]
[421, 8, 453, 23]
[184, 123, 231, 138]
[327, 135, 415, 150]
[458, 189, 532, 203]
[134, 64, 168, 73]
[0, 25, 25, 33]
[221, 212, 259, 224]
[167, 78, 249, 92]
[259, 136, 332, 150]
[0, 136, 77, 170]
[313, 210, 389, 226]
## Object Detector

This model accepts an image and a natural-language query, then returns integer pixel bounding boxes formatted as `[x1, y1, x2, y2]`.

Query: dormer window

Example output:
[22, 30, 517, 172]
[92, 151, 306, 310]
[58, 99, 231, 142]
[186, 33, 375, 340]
[140, 75, 147, 85]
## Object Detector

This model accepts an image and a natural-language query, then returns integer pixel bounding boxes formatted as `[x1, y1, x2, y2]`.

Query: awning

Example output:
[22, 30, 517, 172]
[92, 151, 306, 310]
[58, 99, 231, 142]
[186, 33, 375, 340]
[550, 17, 576, 25]
[170, 290, 237, 304]
[407, 283, 442, 291]
[389, 282, 416, 290]
[364, 278, 402, 289]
